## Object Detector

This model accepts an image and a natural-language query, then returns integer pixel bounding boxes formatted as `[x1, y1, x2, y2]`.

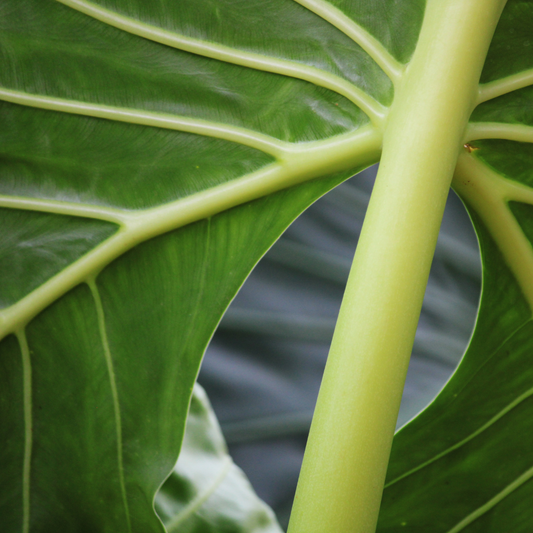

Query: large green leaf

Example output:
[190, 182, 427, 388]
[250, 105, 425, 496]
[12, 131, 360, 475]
[2, 0, 533, 532]
[1, 0, 382, 530]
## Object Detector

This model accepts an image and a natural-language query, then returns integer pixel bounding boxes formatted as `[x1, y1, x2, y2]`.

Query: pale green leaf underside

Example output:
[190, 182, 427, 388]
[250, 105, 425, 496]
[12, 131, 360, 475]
[1, 1, 533, 532]
[155, 384, 283, 533]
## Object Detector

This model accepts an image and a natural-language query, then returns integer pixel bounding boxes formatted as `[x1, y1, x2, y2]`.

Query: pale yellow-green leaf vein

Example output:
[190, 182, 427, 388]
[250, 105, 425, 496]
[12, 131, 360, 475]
[465, 122, 533, 144]
[57, 0, 387, 125]
[165, 457, 233, 532]
[385, 373, 533, 488]
[454, 152, 533, 311]
[0, 88, 289, 159]
[0, 123, 382, 337]
[477, 68, 533, 104]
[0, 194, 130, 225]
[17, 329, 32, 533]
[292, 0, 403, 83]
[88, 279, 132, 533]
[445, 464, 533, 533]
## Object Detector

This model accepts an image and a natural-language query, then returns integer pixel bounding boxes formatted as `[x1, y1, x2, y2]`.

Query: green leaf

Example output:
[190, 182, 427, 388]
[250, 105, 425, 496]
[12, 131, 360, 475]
[1, 0, 382, 530]
[2, 0, 533, 532]
[155, 383, 282, 533]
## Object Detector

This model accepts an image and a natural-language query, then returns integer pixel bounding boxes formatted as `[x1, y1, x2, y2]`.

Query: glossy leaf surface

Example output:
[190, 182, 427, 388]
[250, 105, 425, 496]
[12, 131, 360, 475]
[2, 0, 533, 532]
[1, 0, 383, 530]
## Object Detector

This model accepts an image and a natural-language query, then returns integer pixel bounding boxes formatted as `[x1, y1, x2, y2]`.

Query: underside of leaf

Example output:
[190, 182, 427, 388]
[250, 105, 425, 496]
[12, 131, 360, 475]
[1, 1, 533, 532]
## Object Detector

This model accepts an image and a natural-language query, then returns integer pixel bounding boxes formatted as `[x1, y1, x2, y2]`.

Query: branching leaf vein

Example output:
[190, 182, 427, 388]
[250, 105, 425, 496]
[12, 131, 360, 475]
[57, 0, 386, 124]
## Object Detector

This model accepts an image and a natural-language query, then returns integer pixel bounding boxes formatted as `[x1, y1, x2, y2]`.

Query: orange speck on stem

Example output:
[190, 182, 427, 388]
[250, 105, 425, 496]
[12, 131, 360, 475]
[464, 143, 479, 153]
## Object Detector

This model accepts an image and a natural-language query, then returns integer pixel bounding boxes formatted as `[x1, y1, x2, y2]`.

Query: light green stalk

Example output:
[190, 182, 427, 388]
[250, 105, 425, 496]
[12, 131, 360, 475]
[287, 1, 506, 532]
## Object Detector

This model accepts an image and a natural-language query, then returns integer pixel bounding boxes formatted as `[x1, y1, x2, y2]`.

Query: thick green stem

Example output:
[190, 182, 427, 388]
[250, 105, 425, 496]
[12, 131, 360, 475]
[287, 1, 506, 532]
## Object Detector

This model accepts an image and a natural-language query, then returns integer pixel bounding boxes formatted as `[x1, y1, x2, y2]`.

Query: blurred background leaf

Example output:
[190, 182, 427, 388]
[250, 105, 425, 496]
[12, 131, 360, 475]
[156, 383, 283, 533]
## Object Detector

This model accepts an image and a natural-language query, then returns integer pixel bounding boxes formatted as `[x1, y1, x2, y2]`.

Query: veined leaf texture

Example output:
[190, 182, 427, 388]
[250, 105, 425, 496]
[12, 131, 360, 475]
[1, 0, 533, 531]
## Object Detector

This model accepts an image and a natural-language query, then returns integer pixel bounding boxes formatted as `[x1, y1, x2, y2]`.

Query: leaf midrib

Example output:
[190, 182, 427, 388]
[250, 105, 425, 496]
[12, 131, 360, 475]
[4, 2, 533, 532]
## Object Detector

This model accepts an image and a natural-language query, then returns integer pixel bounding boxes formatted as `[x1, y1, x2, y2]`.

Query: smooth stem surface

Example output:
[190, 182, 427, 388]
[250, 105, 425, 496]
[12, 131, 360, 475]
[287, 1, 506, 532]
